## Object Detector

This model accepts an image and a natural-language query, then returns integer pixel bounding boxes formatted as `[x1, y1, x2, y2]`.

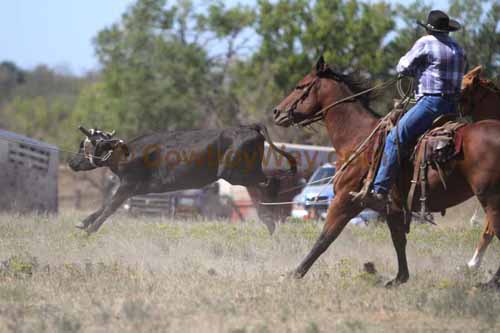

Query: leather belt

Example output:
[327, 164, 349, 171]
[423, 93, 456, 97]
[422, 93, 459, 101]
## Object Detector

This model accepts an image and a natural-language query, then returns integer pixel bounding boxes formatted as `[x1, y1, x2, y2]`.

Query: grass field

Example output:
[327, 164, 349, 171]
[0, 211, 499, 332]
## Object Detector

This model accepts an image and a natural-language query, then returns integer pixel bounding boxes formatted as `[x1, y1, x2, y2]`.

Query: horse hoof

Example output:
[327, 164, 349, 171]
[75, 222, 86, 230]
[384, 280, 398, 288]
[385, 277, 408, 288]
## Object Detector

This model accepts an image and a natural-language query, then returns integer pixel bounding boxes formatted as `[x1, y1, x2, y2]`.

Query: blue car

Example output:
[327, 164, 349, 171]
[291, 163, 379, 225]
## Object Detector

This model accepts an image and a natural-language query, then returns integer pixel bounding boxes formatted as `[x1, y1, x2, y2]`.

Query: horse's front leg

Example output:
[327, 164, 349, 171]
[385, 213, 409, 286]
[293, 193, 362, 278]
[467, 217, 494, 269]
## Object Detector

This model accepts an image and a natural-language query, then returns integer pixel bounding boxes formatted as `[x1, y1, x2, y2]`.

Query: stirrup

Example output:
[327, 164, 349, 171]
[349, 190, 368, 203]
[350, 190, 389, 212]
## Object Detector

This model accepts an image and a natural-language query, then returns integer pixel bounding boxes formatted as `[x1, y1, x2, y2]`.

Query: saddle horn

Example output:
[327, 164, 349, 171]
[79, 126, 93, 137]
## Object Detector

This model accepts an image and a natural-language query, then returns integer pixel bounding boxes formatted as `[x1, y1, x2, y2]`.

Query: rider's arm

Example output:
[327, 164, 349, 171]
[396, 38, 428, 77]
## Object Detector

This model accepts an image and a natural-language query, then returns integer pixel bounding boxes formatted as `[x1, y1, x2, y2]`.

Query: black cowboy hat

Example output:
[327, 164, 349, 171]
[417, 10, 461, 33]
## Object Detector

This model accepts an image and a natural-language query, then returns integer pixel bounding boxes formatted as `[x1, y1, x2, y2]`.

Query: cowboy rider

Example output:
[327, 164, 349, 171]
[357, 10, 467, 210]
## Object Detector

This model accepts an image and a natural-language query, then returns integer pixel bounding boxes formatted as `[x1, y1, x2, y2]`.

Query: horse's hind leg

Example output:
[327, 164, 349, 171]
[477, 194, 500, 288]
[467, 216, 495, 269]
[385, 213, 409, 287]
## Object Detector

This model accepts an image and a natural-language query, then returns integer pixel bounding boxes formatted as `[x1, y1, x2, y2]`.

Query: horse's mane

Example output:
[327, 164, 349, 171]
[320, 67, 380, 118]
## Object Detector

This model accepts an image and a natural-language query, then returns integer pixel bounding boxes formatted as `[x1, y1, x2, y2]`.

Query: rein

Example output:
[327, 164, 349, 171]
[261, 111, 398, 206]
[262, 76, 407, 206]
[291, 77, 399, 127]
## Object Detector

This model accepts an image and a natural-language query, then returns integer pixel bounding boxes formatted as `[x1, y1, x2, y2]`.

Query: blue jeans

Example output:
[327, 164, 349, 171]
[373, 95, 457, 194]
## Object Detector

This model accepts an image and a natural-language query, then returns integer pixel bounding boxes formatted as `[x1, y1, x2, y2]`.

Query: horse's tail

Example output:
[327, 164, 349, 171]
[253, 124, 297, 175]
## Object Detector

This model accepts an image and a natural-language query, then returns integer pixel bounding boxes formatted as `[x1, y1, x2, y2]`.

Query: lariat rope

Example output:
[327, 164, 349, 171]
[297, 77, 400, 127]
[260, 115, 391, 206]
[318, 78, 400, 118]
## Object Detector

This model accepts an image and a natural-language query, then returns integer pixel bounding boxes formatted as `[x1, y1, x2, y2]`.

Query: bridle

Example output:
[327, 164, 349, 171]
[284, 74, 399, 127]
[286, 77, 321, 126]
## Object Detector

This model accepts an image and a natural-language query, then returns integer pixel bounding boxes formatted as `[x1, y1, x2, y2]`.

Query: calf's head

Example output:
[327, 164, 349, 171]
[69, 126, 129, 171]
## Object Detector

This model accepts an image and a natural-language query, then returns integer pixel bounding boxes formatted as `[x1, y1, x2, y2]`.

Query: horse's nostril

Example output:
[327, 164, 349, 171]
[273, 108, 279, 116]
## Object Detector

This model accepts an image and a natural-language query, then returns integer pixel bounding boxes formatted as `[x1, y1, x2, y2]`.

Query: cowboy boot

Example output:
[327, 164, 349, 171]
[350, 190, 389, 212]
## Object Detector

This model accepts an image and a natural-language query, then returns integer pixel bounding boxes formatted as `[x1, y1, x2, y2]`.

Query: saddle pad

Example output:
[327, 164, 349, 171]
[453, 125, 467, 156]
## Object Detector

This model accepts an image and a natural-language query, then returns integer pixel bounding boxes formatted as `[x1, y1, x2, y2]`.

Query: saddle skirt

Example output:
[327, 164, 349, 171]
[358, 112, 467, 221]
[407, 119, 467, 216]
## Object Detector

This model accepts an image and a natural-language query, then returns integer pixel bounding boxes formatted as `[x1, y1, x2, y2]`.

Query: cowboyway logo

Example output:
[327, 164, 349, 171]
[113, 144, 335, 172]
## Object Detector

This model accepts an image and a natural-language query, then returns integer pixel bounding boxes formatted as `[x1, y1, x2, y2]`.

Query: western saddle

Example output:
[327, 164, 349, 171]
[360, 106, 467, 224]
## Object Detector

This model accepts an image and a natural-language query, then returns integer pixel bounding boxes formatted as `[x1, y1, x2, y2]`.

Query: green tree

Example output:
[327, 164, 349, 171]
[196, 1, 257, 126]
[449, 0, 500, 76]
[388, 1, 499, 76]
[252, 0, 395, 89]
[229, 0, 395, 144]
[0, 61, 25, 105]
[0, 62, 91, 147]
[93, 0, 210, 135]
[385, 1, 433, 71]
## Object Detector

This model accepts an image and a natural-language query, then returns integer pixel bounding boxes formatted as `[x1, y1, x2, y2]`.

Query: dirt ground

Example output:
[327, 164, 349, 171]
[0, 210, 499, 332]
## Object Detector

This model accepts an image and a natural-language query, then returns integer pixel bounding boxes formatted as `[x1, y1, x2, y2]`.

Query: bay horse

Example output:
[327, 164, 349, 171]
[461, 66, 500, 122]
[272, 56, 500, 287]
[460, 66, 500, 270]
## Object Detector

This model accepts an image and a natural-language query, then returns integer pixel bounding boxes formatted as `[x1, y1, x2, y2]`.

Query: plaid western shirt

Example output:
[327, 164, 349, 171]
[396, 33, 466, 98]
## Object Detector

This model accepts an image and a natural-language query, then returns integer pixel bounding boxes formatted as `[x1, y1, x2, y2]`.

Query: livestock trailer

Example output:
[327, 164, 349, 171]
[0, 129, 58, 213]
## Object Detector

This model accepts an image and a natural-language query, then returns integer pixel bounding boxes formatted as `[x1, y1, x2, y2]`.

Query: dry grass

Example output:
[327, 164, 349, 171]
[0, 210, 499, 332]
